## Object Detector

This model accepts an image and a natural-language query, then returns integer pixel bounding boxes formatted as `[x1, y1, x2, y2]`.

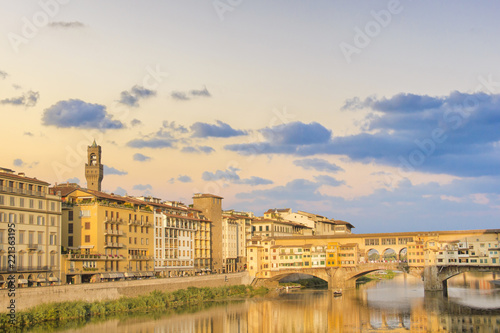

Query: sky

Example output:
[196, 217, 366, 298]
[1, 0, 500, 233]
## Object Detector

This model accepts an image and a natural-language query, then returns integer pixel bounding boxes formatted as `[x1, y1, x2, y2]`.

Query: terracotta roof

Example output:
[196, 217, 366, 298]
[1, 171, 50, 185]
[264, 208, 291, 214]
[50, 185, 79, 197]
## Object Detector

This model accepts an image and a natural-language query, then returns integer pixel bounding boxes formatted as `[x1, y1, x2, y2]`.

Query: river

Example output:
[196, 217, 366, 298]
[27, 272, 500, 333]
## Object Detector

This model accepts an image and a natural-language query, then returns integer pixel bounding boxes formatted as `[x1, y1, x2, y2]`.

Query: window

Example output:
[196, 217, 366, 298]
[10, 197, 15, 206]
[85, 235, 90, 242]
[85, 222, 91, 230]
[51, 202, 55, 211]
[37, 216, 44, 225]
[38, 200, 43, 209]
[19, 231, 24, 244]
[0, 195, 3, 205]
[50, 217, 55, 226]
[68, 223, 74, 233]
[80, 210, 91, 217]
[50, 234, 56, 245]
[38, 232, 43, 244]
[68, 236, 73, 247]
[19, 198, 24, 207]
[29, 199, 34, 208]
[68, 210, 73, 221]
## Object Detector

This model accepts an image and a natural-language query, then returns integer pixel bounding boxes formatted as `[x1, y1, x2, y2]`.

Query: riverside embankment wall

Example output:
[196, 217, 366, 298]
[1, 272, 252, 312]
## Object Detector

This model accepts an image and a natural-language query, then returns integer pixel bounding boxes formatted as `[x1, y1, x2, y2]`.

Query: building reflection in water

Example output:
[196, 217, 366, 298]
[56, 273, 500, 333]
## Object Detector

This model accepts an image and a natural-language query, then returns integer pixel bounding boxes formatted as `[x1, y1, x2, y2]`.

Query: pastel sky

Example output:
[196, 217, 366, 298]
[2, 0, 500, 233]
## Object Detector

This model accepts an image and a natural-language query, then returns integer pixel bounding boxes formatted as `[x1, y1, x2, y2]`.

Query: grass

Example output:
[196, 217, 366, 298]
[0, 285, 269, 331]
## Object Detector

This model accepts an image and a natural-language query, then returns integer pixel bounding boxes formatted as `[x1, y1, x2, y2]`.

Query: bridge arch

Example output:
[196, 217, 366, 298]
[399, 248, 407, 262]
[367, 249, 380, 262]
[381, 248, 397, 262]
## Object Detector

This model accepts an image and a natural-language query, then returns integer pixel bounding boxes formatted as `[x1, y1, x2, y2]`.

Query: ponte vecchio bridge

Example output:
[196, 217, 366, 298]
[248, 229, 500, 292]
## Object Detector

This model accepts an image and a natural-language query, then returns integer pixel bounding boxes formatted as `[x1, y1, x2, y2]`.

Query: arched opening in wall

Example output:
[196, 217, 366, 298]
[382, 249, 397, 262]
[399, 248, 407, 262]
[27, 274, 34, 287]
[367, 249, 380, 262]
[0, 275, 4, 288]
[445, 271, 499, 291]
[278, 273, 328, 289]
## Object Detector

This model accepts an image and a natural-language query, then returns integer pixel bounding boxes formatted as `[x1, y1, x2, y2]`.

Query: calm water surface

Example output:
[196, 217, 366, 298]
[29, 272, 500, 333]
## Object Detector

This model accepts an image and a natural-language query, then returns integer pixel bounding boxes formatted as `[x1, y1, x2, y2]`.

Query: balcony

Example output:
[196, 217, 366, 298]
[27, 243, 42, 251]
[0, 186, 46, 197]
[104, 229, 125, 236]
[104, 242, 124, 248]
[128, 255, 153, 260]
[104, 217, 124, 224]
[128, 219, 141, 226]
[1, 265, 50, 273]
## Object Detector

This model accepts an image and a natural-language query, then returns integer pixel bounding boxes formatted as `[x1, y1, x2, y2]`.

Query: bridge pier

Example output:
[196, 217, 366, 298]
[423, 266, 444, 291]
[328, 268, 356, 291]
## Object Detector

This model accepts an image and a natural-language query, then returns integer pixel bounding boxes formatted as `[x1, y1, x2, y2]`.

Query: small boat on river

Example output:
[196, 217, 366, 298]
[333, 290, 342, 297]
[490, 280, 500, 287]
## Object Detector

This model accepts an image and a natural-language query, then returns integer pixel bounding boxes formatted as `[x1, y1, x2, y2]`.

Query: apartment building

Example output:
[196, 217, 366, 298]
[0, 168, 61, 287]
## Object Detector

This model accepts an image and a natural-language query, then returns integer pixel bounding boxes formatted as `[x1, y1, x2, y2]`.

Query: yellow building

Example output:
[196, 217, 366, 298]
[326, 242, 341, 267]
[0, 168, 62, 287]
[54, 185, 154, 284]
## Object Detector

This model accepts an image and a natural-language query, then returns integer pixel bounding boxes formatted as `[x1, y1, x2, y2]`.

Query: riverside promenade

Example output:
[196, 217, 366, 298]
[1, 272, 252, 313]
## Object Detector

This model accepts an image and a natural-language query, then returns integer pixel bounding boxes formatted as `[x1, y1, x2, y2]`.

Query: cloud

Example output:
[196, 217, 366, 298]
[171, 86, 212, 101]
[131, 119, 142, 126]
[113, 187, 127, 196]
[181, 145, 215, 154]
[191, 120, 246, 138]
[202, 166, 273, 186]
[162, 121, 188, 133]
[177, 175, 192, 183]
[313, 175, 345, 187]
[342, 93, 444, 113]
[13, 159, 24, 167]
[118, 85, 156, 107]
[171, 91, 189, 101]
[104, 165, 127, 175]
[190, 86, 211, 97]
[64, 177, 80, 184]
[42, 99, 124, 129]
[127, 138, 175, 149]
[48, 21, 85, 28]
[0, 70, 7, 79]
[133, 184, 152, 191]
[133, 153, 151, 162]
[226, 93, 500, 177]
[0, 91, 39, 107]
[294, 158, 344, 173]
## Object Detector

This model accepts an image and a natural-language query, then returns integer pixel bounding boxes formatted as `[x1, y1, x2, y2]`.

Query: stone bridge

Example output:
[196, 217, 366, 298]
[424, 265, 500, 294]
[254, 262, 404, 290]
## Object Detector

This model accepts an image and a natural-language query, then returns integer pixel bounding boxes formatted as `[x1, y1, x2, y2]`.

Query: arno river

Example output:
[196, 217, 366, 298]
[28, 272, 500, 333]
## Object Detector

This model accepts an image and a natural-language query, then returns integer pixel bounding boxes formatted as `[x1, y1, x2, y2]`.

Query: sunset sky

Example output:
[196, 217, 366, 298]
[2, 1, 500, 233]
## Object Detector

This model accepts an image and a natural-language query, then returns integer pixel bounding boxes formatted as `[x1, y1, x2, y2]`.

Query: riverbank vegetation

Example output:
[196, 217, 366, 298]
[0, 285, 269, 331]
[357, 270, 397, 284]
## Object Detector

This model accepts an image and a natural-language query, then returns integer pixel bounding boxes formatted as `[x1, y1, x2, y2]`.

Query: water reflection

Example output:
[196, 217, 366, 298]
[44, 273, 500, 333]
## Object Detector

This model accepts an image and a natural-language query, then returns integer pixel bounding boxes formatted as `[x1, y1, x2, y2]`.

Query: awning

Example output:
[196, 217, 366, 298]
[144, 272, 154, 277]
[18, 279, 28, 284]
[108, 273, 119, 279]
[100, 273, 111, 279]
[36, 278, 46, 283]
[79, 245, 95, 249]
[48, 277, 59, 282]
[115, 273, 125, 278]
[124, 272, 136, 277]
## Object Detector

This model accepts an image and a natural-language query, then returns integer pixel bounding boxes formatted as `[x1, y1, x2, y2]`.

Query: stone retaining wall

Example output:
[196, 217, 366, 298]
[1, 272, 252, 313]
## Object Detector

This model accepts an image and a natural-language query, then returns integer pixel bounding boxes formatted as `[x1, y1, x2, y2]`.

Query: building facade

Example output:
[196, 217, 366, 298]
[0, 168, 62, 287]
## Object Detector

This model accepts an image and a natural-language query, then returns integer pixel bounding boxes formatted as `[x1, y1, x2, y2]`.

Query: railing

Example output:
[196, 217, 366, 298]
[128, 219, 141, 225]
[105, 217, 124, 224]
[104, 242, 124, 248]
[128, 255, 153, 260]
[104, 229, 125, 236]
[0, 265, 50, 272]
[0, 186, 46, 197]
